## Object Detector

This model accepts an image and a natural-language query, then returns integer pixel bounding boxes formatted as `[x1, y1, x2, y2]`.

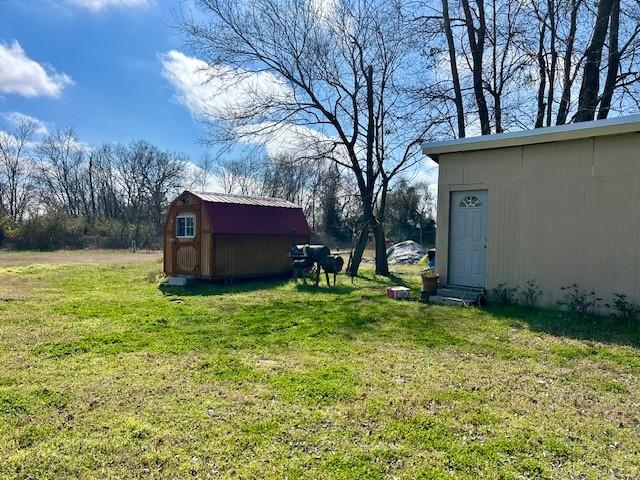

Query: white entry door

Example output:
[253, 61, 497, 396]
[449, 190, 487, 287]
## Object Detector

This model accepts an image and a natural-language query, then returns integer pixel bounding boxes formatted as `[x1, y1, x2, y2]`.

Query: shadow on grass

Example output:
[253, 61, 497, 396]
[294, 283, 357, 294]
[348, 271, 415, 288]
[159, 275, 358, 297]
[159, 277, 291, 297]
[487, 304, 640, 348]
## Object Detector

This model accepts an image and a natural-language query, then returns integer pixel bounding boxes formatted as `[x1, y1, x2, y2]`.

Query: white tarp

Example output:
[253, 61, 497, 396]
[386, 240, 426, 265]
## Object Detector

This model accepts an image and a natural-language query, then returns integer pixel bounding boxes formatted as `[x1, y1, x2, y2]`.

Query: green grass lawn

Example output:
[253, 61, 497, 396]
[1, 253, 639, 479]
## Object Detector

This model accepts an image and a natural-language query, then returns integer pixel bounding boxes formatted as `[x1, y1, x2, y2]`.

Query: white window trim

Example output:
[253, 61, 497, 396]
[176, 213, 196, 238]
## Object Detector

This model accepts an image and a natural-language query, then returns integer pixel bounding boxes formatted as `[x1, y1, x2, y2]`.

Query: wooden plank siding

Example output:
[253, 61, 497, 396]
[212, 234, 309, 279]
[200, 210, 213, 278]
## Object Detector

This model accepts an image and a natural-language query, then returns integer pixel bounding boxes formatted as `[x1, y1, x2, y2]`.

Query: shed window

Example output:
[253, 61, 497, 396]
[459, 195, 482, 208]
[176, 214, 196, 238]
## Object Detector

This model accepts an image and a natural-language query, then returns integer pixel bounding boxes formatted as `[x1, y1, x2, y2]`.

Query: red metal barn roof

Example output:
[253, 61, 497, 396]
[189, 191, 312, 236]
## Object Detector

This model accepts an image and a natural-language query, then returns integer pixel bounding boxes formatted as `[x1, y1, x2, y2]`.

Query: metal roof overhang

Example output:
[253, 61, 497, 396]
[421, 114, 640, 162]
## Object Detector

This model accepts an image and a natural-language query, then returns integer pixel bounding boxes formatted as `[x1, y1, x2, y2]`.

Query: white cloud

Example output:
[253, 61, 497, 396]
[0, 41, 72, 98]
[233, 121, 340, 160]
[3, 112, 49, 136]
[161, 50, 337, 159]
[311, 0, 337, 21]
[160, 50, 292, 120]
[67, 0, 149, 11]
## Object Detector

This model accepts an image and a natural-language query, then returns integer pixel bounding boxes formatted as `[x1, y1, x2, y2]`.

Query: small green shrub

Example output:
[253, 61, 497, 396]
[520, 280, 542, 307]
[558, 284, 602, 320]
[491, 283, 518, 305]
[605, 294, 640, 324]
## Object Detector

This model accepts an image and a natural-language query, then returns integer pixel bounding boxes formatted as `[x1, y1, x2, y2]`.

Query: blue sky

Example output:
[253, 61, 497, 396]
[0, 0, 206, 158]
[0, 0, 439, 189]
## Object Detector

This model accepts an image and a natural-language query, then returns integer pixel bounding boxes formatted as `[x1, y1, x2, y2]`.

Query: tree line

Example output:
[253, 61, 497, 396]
[0, 122, 190, 249]
[0, 117, 434, 250]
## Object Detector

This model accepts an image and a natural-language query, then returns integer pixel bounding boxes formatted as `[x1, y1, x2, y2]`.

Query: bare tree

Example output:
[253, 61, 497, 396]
[193, 151, 216, 191]
[597, 1, 621, 120]
[143, 149, 187, 233]
[460, 0, 492, 134]
[574, 0, 617, 121]
[544, 0, 559, 127]
[181, 0, 436, 276]
[442, 0, 465, 137]
[485, 0, 527, 132]
[36, 128, 87, 216]
[0, 119, 37, 225]
[556, 0, 583, 124]
[533, 5, 548, 128]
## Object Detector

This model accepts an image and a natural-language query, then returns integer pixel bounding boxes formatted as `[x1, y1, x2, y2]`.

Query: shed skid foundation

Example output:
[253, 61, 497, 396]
[167, 275, 195, 286]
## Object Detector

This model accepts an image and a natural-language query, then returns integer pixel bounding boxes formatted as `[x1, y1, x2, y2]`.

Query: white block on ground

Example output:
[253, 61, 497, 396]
[167, 276, 189, 286]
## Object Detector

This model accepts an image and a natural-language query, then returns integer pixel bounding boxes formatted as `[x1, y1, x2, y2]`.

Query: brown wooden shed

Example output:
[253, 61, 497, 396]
[163, 191, 311, 280]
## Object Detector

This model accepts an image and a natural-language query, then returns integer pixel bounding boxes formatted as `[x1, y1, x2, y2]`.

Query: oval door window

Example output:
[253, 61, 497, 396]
[459, 195, 482, 208]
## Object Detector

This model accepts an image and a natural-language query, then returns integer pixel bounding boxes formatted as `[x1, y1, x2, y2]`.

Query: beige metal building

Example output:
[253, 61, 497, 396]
[422, 115, 640, 306]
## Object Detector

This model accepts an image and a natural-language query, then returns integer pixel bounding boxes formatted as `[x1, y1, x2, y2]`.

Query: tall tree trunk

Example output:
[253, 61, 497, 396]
[494, 94, 502, 133]
[545, 0, 558, 126]
[461, 0, 491, 135]
[574, 0, 615, 122]
[535, 19, 548, 128]
[374, 182, 389, 276]
[556, 0, 580, 125]
[442, 0, 465, 138]
[597, 0, 620, 119]
[373, 220, 389, 276]
[349, 65, 387, 277]
[88, 154, 97, 223]
[363, 64, 390, 277]
[348, 224, 369, 277]
[490, 0, 502, 133]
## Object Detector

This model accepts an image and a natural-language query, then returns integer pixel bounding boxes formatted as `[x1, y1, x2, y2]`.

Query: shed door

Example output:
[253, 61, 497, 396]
[172, 210, 201, 276]
[449, 190, 487, 287]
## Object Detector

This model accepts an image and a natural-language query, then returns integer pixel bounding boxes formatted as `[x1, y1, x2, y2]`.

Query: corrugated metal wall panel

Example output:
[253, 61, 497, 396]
[486, 182, 520, 289]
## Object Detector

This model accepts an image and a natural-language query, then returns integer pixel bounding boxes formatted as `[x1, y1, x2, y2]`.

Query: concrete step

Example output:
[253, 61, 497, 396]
[438, 284, 485, 293]
[438, 285, 485, 302]
[427, 285, 487, 307]
[428, 295, 470, 307]
[437, 288, 479, 301]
